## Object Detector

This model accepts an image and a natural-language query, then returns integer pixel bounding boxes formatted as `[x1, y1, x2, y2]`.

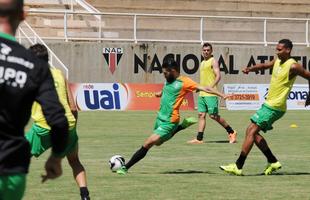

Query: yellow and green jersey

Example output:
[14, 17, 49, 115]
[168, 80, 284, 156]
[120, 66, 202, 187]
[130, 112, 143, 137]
[157, 76, 198, 123]
[265, 58, 297, 111]
[31, 68, 76, 130]
[199, 57, 218, 97]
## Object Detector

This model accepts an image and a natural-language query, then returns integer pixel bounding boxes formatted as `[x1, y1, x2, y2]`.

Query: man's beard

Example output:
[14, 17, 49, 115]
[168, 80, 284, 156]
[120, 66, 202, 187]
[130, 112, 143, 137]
[166, 75, 176, 83]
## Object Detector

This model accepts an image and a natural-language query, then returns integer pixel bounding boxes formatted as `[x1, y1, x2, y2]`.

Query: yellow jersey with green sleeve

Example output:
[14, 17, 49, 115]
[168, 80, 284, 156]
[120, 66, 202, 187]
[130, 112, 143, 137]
[157, 76, 198, 123]
[199, 57, 218, 97]
[265, 58, 297, 111]
[31, 68, 76, 130]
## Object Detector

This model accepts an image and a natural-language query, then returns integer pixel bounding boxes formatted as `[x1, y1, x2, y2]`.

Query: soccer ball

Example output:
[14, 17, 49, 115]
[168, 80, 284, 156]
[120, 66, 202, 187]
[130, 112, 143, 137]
[109, 155, 125, 172]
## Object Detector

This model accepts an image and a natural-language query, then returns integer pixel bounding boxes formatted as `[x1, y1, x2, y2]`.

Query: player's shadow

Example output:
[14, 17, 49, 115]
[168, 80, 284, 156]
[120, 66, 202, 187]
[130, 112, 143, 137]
[161, 169, 215, 174]
[247, 172, 310, 176]
[205, 140, 230, 143]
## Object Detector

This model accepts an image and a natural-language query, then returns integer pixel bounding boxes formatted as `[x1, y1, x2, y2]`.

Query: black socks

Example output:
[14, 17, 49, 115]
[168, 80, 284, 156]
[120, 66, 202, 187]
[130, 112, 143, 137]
[80, 187, 90, 200]
[236, 153, 247, 169]
[196, 132, 204, 141]
[125, 146, 149, 170]
[225, 126, 234, 134]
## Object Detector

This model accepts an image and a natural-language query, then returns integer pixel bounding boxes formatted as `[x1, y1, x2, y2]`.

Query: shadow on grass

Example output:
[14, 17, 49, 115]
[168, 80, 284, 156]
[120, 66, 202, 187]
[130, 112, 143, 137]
[160, 169, 215, 174]
[246, 172, 310, 176]
[205, 140, 230, 143]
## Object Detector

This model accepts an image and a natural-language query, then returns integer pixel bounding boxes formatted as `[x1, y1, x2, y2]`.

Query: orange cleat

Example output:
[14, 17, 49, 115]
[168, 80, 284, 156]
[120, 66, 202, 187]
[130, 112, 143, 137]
[229, 131, 237, 143]
[187, 138, 204, 144]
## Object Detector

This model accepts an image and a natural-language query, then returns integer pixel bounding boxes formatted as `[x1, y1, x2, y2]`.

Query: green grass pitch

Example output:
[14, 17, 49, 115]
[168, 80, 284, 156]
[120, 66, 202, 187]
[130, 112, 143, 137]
[24, 110, 310, 200]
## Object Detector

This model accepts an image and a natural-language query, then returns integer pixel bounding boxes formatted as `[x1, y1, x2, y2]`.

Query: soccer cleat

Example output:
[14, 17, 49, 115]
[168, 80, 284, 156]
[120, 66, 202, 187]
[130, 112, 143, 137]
[180, 117, 198, 129]
[264, 161, 282, 175]
[116, 166, 128, 175]
[187, 138, 204, 144]
[229, 131, 237, 143]
[220, 163, 243, 176]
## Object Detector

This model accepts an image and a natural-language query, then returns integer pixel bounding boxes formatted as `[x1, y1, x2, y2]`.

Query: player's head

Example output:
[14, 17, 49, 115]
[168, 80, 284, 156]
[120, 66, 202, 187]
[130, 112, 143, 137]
[29, 43, 49, 62]
[276, 39, 293, 60]
[202, 42, 213, 59]
[162, 58, 179, 83]
[0, 0, 25, 34]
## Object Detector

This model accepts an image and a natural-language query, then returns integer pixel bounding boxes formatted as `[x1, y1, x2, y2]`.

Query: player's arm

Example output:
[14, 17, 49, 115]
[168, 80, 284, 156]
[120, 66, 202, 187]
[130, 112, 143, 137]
[290, 63, 310, 107]
[155, 90, 162, 97]
[242, 59, 275, 74]
[210, 59, 221, 88]
[65, 78, 78, 120]
[196, 85, 230, 99]
[290, 63, 310, 79]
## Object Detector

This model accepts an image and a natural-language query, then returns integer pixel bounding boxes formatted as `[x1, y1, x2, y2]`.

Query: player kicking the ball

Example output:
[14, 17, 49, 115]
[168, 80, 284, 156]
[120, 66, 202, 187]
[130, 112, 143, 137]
[117, 58, 231, 175]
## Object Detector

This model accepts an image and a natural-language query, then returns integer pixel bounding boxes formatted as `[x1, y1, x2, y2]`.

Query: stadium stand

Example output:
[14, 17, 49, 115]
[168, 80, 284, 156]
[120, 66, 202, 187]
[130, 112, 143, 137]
[24, 0, 310, 44]
[86, 0, 310, 18]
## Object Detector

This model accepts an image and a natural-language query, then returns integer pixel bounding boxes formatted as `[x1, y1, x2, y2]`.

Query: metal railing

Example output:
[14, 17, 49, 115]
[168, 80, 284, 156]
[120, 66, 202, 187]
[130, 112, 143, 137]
[25, 10, 310, 46]
[17, 21, 69, 78]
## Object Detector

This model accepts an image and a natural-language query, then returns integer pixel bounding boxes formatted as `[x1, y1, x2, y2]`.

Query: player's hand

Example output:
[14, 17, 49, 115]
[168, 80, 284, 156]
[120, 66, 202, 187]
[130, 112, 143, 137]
[305, 92, 310, 107]
[41, 155, 62, 183]
[242, 67, 250, 74]
[155, 91, 162, 97]
[223, 94, 234, 100]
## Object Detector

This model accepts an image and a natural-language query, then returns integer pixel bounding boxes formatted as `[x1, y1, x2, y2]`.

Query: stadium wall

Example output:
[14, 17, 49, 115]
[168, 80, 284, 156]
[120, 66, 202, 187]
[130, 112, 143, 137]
[48, 42, 310, 86]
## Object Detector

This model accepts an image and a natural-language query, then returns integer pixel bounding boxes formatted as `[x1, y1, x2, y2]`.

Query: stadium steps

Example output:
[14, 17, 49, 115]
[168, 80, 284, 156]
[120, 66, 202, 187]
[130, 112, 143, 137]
[86, 0, 310, 18]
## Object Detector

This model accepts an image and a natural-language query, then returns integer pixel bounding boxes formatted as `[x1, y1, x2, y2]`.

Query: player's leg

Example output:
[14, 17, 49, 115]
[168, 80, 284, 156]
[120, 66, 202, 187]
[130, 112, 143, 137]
[117, 119, 177, 175]
[254, 133, 281, 175]
[0, 174, 26, 200]
[206, 96, 237, 143]
[220, 122, 259, 175]
[66, 145, 90, 200]
[187, 96, 207, 144]
[117, 134, 161, 175]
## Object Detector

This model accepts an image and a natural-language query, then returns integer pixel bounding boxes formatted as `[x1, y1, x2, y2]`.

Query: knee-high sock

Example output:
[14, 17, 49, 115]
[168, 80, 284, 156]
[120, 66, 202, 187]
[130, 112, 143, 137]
[125, 146, 149, 170]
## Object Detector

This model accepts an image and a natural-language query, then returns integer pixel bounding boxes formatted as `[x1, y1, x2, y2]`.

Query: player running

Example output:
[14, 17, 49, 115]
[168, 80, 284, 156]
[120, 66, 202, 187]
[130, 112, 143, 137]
[117, 58, 231, 175]
[26, 44, 90, 200]
[220, 39, 310, 176]
[187, 43, 237, 144]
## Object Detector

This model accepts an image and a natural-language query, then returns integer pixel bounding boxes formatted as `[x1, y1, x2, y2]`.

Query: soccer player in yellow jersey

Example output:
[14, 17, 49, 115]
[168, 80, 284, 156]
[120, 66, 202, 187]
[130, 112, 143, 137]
[26, 44, 90, 200]
[220, 39, 310, 176]
[188, 43, 237, 144]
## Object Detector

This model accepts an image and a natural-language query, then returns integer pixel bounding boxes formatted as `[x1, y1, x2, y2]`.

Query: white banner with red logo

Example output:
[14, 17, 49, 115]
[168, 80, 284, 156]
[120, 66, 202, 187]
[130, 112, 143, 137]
[224, 84, 310, 110]
[69, 83, 195, 111]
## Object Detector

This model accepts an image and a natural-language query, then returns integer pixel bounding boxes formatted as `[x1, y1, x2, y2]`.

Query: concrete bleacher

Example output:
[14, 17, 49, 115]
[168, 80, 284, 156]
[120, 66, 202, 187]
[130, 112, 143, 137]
[25, 0, 114, 39]
[86, 0, 310, 18]
[24, 0, 310, 43]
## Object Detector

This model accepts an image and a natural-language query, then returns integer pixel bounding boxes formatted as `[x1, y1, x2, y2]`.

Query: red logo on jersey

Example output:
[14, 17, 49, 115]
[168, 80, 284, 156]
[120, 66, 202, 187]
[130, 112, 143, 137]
[103, 48, 123, 74]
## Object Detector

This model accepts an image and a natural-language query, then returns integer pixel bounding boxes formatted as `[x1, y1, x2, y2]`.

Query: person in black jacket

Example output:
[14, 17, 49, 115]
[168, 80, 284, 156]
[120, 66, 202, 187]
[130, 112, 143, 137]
[0, 0, 68, 199]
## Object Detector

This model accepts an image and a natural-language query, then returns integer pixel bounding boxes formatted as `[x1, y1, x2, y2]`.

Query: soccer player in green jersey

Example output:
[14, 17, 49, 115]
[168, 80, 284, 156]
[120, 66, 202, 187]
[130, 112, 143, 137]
[117, 58, 230, 175]
[220, 39, 310, 176]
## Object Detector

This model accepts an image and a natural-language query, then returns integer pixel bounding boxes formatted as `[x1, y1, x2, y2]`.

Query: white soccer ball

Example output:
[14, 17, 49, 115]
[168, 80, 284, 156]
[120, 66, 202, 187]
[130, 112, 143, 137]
[109, 155, 125, 172]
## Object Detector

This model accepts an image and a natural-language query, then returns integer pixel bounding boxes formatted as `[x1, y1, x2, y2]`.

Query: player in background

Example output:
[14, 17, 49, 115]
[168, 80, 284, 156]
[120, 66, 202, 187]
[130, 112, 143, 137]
[0, 1, 68, 199]
[220, 39, 310, 176]
[117, 58, 231, 175]
[26, 44, 90, 200]
[187, 43, 237, 144]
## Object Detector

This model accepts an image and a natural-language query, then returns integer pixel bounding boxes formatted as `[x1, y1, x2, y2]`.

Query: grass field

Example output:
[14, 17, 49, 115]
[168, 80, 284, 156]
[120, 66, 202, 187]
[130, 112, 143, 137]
[24, 110, 310, 200]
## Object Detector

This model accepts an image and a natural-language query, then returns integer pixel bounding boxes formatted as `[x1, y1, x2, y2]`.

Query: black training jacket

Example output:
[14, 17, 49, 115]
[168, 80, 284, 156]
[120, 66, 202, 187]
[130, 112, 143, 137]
[0, 35, 68, 175]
